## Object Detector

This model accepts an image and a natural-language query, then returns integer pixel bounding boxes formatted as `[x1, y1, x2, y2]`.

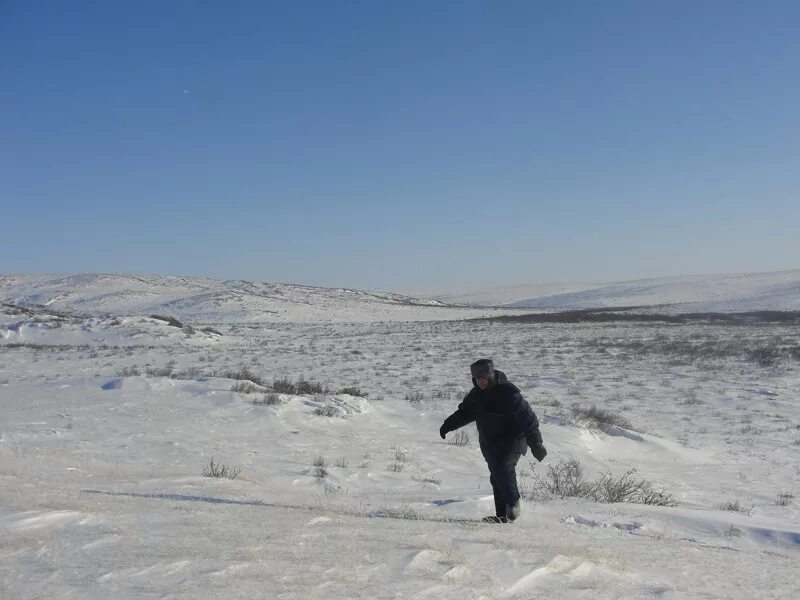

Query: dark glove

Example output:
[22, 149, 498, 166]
[531, 444, 547, 462]
[439, 424, 449, 440]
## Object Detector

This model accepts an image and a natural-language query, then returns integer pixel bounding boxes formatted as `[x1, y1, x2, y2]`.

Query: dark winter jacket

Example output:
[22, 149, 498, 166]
[441, 370, 543, 462]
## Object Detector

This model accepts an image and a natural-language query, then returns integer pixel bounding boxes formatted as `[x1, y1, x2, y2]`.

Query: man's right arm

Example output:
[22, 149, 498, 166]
[439, 395, 476, 439]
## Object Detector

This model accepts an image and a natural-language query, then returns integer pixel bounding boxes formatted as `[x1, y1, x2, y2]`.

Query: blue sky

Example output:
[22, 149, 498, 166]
[2, 1, 799, 293]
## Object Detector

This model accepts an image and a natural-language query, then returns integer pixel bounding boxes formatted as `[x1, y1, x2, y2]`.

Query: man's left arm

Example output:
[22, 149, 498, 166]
[513, 393, 547, 461]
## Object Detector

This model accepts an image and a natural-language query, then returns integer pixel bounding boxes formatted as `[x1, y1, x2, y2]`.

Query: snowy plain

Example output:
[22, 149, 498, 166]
[1, 273, 799, 599]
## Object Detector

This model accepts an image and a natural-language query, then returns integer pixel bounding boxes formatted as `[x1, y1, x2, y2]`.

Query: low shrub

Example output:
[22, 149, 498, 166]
[175, 366, 203, 379]
[314, 405, 339, 417]
[231, 381, 262, 394]
[718, 499, 754, 515]
[405, 391, 423, 404]
[253, 393, 282, 406]
[271, 376, 328, 395]
[296, 377, 325, 395]
[272, 377, 296, 394]
[528, 458, 595, 500]
[116, 366, 142, 377]
[571, 404, 633, 431]
[202, 457, 241, 479]
[338, 386, 367, 397]
[312, 456, 327, 478]
[412, 473, 442, 485]
[146, 364, 175, 377]
[448, 430, 470, 446]
[218, 367, 266, 387]
[526, 458, 676, 506]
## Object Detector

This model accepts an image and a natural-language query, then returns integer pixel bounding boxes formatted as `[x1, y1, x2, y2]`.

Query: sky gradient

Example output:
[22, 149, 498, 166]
[2, 1, 799, 293]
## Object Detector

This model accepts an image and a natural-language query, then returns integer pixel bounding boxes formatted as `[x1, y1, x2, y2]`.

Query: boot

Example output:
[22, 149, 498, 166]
[482, 515, 510, 524]
[506, 501, 521, 522]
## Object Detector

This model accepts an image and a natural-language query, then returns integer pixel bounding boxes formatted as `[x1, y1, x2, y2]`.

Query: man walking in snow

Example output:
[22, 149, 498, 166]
[439, 359, 547, 523]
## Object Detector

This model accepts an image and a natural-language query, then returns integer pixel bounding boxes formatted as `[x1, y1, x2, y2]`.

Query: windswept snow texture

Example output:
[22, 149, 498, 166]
[2, 273, 800, 599]
[433, 269, 800, 312]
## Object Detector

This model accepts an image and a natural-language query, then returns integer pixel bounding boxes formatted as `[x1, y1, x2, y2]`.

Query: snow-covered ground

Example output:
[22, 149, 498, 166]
[2, 274, 799, 598]
[0, 273, 515, 323]
[430, 269, 800, 313]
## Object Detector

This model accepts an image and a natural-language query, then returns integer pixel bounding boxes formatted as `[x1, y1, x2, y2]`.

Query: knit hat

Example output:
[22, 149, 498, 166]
[470, 358, 495, 380]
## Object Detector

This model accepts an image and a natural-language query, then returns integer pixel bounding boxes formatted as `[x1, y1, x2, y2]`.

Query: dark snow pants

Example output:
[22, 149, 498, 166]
[486, 451, 522, 518]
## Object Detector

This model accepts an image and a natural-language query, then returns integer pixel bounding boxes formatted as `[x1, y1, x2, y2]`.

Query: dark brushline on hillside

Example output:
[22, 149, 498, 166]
[472, 309, 800, 325]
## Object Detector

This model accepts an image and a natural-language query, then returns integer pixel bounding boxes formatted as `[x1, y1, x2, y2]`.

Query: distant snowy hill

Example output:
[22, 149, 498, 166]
[4, 271, 798, 328]
[431, 282, 606, 307]
[430, 270, 800, 312]
[0, 273, 499, 323]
